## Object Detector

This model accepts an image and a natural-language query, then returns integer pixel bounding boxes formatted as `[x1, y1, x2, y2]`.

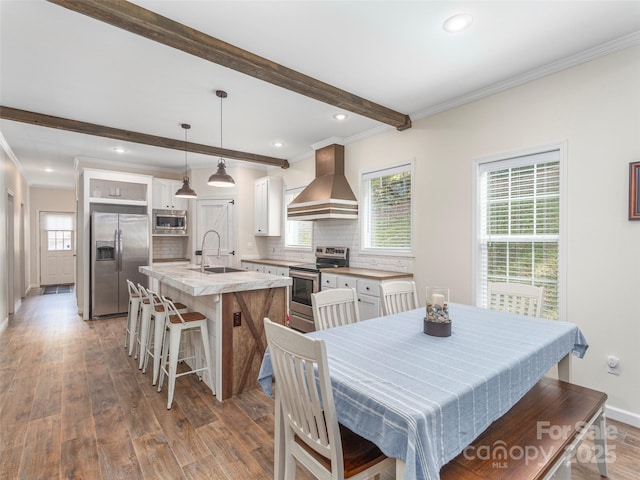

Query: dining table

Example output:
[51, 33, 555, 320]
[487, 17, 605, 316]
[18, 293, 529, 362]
[258, 303, 588, 480]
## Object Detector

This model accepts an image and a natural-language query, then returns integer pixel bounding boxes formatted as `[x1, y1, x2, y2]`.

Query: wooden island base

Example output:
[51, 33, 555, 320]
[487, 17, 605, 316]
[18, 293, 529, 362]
[440, 377, 608, 480]
[221, 288, 286, 400]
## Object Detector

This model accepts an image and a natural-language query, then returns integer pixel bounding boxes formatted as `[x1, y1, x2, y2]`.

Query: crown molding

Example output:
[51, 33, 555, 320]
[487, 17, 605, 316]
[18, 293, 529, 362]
[410, 30, 640, 123]
[0, 131, 25, 176]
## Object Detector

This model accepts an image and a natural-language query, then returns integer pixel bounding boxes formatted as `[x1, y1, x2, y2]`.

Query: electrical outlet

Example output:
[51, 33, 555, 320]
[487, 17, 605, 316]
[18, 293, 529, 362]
[233, 312, 241, 327]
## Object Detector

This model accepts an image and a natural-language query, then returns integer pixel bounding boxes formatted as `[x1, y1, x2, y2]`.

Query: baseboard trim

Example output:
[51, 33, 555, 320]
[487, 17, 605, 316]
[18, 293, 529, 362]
[606, 404, 640, 428]
[0, 316, 8, 335]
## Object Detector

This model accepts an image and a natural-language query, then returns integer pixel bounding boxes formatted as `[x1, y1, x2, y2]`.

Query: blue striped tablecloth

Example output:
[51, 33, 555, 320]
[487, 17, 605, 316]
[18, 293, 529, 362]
[259, 303, 588, 480]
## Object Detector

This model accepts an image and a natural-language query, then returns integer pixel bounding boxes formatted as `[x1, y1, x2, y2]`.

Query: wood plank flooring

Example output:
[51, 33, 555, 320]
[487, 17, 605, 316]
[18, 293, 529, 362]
[1, 291, 638, 479]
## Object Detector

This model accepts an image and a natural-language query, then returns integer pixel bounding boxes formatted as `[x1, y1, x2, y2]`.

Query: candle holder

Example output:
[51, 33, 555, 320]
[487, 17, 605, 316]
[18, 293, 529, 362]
[424, 286, 451, 337]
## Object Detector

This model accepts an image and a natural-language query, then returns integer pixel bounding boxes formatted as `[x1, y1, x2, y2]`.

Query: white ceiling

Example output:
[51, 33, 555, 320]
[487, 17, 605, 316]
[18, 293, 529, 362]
[1, 1, 639, 189]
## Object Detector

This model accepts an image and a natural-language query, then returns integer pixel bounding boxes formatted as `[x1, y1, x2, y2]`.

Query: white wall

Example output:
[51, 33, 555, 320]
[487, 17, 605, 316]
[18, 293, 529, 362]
[265, 45, 640, 423]
[1, 140, 29, 332]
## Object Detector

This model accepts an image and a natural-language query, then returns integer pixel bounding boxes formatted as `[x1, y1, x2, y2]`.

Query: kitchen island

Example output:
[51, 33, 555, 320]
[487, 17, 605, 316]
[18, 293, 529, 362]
[140, 264, 290, 401]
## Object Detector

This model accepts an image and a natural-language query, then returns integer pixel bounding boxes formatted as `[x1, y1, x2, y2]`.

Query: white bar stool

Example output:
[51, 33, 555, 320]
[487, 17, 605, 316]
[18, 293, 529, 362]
[138, 287, 187, 384]
[125, 280, 142, 356]
[157, 297, 214, 409]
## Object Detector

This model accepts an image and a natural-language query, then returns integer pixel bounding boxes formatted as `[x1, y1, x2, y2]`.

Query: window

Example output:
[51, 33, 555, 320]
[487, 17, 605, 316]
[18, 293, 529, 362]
[43, 212, 74, 251]
[361, 163, 413, 252]
[476, 150, 561, 319]
[285, 187, 312, 249]
[48, 231, 72, 251]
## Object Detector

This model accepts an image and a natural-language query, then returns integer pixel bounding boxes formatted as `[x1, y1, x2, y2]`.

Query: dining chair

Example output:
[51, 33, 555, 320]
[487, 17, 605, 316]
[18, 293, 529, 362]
[311, 288, 360, 331]
[487, 282, 544, 317]
[380, 280, 419, 315]
[263, 318, 394, 480]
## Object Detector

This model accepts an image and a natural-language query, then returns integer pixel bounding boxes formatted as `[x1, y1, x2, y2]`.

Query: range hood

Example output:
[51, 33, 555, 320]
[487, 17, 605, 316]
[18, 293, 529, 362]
[287, 144, 358, 220]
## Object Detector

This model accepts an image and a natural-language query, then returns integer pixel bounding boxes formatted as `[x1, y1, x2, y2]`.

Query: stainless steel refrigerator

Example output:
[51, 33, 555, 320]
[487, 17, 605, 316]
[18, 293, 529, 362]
[91, 212, 149, 318]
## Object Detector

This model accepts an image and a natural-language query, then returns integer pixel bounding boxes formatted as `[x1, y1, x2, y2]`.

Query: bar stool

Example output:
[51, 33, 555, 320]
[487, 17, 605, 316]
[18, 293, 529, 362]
[138, 287, 187, 385]
[135, 284, 187, 372]
[157, 297, 214, 409]
[125, 280, 142, 356]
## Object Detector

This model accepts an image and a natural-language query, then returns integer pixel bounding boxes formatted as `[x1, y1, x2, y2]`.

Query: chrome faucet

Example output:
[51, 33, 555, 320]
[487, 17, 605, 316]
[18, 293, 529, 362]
[200, 229, 221, 273]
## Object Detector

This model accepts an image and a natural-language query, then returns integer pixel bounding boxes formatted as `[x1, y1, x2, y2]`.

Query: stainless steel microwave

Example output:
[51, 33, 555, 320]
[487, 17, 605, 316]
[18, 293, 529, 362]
[152, 209, 187, 235]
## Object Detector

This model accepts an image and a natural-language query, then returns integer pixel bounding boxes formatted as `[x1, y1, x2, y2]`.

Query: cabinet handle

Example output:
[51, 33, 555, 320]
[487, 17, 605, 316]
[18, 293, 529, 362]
[366, 287, 370, 290]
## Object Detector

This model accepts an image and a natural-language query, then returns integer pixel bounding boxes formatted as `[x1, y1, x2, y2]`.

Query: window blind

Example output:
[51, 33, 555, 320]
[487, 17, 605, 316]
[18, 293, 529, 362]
[285, 187, 312, 248]
[361, 163, 412, 251]
[478, 151, 560, 319]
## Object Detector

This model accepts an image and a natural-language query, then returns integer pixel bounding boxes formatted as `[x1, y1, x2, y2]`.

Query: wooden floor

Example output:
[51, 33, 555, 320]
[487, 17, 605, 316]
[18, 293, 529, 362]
[1, 291, 638, 479]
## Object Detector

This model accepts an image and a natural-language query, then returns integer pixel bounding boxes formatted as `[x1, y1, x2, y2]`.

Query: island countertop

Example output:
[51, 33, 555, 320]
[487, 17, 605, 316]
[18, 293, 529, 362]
[140, 264, 292, 297]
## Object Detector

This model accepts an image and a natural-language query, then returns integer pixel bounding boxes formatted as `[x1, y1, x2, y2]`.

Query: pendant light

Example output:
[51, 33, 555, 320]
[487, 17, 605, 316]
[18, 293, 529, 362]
[207, 90, 236, 188]
[174, 123, 198, 198]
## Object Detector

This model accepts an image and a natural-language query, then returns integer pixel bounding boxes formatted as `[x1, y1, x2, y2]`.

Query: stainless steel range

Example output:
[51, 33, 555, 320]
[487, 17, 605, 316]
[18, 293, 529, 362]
[289, 246, 349, 333]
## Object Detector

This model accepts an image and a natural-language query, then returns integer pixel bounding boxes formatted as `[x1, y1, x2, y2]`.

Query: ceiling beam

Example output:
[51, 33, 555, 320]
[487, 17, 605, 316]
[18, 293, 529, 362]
[47, 0, 412, 131]
[0, 106, 290, 169]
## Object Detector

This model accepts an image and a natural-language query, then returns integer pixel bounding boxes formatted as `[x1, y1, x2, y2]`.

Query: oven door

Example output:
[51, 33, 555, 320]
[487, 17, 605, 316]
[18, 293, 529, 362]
[289, 270, 318, 318]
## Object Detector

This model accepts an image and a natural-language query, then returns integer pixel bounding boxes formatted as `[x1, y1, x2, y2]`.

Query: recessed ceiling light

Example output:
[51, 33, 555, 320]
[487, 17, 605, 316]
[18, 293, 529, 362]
[113, 147, 128, 154]
[272, 141, 284, 148]
[443, 13, 473, 33]
[45, 168, 54, 173]
[333, 113, 348, 121]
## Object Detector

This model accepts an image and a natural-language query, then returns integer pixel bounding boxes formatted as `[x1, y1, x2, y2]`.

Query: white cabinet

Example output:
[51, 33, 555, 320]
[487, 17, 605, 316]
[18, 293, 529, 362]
[254, 176, 282, 236]
[241, 261, 290, 277]
[264, 265, 290, 277]
[321, 273, 410, 321]
[152, 178, 188, 210]
[241, 261, 265, 273]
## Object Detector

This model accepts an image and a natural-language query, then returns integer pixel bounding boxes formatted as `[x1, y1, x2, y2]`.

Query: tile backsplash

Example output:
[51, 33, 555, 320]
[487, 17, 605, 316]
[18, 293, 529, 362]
[153, 236, 188, 260]
[261, 219, 413, 273]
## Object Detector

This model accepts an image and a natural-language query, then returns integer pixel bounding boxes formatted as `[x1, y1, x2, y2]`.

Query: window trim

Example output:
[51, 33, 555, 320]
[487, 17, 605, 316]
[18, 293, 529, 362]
[471, 141, 567, 321]
[360, 159, 415, 257]
[284, 185, 313, 251]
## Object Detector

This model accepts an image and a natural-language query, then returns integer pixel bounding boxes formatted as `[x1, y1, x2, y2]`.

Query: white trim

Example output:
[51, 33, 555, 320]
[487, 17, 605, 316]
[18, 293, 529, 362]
[360, 159, 415, 256]
[0, 316, 7, 335]
[606, 404, 640, 429]
[75, 156, 181, 174]
[471, 140, 567, 321]
[0, 132, 25, 176]
[310, 137, 346, 151]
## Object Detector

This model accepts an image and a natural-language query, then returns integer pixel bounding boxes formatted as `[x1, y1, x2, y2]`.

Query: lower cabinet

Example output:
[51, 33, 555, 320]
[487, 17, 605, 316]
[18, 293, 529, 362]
[241, 261, 265, 273]
[321, 273, 396, 321]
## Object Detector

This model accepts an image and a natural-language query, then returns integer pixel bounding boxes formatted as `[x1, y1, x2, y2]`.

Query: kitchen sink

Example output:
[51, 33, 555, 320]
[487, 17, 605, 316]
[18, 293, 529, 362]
[191, 266, 246, 274]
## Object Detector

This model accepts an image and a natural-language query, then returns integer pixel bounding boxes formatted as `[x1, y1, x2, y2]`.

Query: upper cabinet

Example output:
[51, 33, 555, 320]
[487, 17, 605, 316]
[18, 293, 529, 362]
[152, 178, 188, 211]
[254, 176, 282, 236]
[89, 177, 147, 205]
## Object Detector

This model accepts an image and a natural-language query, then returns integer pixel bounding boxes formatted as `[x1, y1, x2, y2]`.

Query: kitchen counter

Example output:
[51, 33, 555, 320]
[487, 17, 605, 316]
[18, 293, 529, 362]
[139, 264, 289, 401]
[322, 267, 413, 280]
[140, 263, 291, 296]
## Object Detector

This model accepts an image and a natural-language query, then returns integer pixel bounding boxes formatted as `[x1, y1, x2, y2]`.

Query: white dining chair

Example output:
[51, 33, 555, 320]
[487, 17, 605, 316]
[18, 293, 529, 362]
[380, 280, 419, 315]
[487, 282, 544, 317]
[264, 318, 394, 480]
[311, 288, 360, 331]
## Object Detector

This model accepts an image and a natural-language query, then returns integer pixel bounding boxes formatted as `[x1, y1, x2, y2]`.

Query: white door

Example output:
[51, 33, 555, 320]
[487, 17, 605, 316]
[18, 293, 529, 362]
[40, 212, 75, 286]
[195, 199, 235, 267]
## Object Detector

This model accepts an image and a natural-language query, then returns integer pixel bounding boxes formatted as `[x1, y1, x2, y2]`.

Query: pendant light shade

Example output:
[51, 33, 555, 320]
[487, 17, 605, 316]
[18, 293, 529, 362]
[208, 90, 235, 188]
[175, 123, 197, 198]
